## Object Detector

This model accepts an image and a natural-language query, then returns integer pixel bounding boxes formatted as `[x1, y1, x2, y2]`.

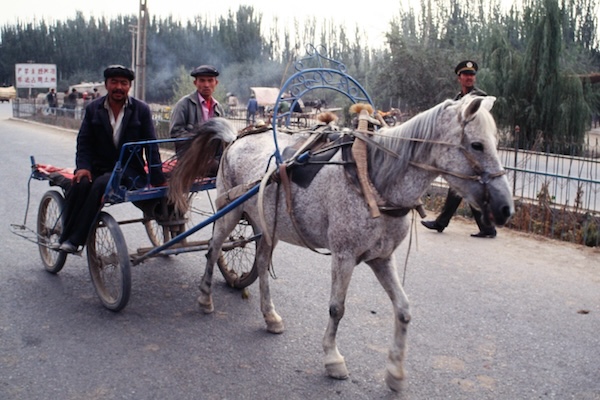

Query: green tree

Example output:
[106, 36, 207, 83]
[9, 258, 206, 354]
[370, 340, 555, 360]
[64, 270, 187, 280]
[0, 0, 598, 128]
[514, 0, 590, 152]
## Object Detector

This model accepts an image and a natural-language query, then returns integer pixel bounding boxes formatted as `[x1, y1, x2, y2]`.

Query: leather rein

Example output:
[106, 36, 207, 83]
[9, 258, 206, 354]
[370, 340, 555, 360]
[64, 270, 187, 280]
[249, 119, 506, 255]
[376, 118, 507, 216]
[309, 119, 508, 217]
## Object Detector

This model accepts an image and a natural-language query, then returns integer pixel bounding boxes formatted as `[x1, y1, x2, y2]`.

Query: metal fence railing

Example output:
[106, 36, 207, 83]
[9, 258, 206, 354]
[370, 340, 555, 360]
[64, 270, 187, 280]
[499, 147, 600, 214]
[499, 145, 599, 247]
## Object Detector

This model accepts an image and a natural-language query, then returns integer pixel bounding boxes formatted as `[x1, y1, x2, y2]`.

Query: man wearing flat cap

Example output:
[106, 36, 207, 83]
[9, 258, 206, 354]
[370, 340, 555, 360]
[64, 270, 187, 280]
[421, 60, 497, 239]
[169, 64, 224, 159]
[57, 64, 166, 253]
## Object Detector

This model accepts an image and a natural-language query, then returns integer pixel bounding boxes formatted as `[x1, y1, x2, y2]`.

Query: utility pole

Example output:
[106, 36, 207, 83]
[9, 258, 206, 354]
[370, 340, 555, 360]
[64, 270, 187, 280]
[129, 24, 137, 75]
[135, 0, 148, 101]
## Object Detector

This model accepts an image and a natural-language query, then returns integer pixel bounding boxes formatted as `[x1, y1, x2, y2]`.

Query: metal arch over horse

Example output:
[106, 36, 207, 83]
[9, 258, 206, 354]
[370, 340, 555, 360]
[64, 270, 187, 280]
[167, 93, 514, 391]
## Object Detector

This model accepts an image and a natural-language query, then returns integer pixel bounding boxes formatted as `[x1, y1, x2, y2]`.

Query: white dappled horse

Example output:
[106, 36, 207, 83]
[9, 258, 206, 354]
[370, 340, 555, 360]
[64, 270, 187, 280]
[169, 94, 514, 391]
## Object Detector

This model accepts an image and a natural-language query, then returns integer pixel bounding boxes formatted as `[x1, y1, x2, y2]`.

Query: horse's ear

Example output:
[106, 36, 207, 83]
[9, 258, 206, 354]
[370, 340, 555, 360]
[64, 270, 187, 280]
[463, 95, 496, 120]
[481, 96, 496, 111]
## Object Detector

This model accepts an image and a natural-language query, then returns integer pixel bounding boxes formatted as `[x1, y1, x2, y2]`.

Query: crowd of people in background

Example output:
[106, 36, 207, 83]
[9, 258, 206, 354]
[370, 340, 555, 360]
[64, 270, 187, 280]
[43, 86, 101, 117]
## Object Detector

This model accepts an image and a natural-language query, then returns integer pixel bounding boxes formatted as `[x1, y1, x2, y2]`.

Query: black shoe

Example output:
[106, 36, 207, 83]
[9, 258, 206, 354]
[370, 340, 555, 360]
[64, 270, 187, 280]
[58, 240, 79, 253]
[421, 220, 445, 233]
[470, 231, 497, 238]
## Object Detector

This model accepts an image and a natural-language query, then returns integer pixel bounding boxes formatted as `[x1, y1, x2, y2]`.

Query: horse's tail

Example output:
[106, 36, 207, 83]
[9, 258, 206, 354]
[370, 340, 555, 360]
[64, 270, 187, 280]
[167, 118, 237, 213]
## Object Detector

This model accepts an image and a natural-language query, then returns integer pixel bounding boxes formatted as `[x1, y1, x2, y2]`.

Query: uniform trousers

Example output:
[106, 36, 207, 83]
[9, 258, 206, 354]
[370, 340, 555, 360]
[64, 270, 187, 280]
[435, 188, 496, 235]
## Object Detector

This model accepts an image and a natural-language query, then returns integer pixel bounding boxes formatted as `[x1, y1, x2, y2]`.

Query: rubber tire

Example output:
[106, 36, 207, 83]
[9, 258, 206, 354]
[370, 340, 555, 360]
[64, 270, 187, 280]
[217, 213, 259, 289]
[37, 190, 67, 274]
[86, 212, 131, 312]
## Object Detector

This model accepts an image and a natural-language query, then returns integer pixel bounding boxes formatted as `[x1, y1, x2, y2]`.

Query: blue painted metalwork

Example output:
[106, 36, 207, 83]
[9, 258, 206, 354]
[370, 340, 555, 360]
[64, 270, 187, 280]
[271, 44, 374, 164]
[103, 137, 215, 204]
[132, 182, 261, 263]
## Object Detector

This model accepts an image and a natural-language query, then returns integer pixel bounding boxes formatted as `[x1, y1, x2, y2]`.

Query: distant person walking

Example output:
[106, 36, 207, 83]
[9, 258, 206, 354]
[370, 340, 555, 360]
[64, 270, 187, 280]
[246, 93, 258, 125]
[65, 88, 78, 117]
[46, 88, 58, 111]
[227, 92, 239, 117]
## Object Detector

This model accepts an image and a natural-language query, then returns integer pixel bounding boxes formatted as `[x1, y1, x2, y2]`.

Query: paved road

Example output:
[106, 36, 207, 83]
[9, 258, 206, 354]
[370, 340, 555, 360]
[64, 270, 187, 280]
[1, 104, 599, 399]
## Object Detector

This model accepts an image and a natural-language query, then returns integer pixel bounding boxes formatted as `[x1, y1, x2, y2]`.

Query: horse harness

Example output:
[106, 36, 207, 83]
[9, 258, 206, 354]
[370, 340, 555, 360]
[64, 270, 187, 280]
[217, 118, 506, 253]
[277, 126, 421, 215]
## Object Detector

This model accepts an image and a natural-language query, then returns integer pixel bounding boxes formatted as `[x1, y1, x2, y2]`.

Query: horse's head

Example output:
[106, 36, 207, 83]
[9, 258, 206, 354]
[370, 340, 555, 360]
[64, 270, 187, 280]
[434, 94, 514, 226]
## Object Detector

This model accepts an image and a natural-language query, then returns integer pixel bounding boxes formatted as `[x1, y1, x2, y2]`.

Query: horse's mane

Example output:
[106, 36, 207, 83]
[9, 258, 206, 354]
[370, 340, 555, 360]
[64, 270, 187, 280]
[370, 99, 454, 185]
[167, 118, 237, 212]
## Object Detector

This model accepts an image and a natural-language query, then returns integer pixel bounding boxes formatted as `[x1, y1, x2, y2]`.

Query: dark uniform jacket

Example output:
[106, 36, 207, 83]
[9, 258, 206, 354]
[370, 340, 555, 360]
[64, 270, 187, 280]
[455, 87, 487, 100]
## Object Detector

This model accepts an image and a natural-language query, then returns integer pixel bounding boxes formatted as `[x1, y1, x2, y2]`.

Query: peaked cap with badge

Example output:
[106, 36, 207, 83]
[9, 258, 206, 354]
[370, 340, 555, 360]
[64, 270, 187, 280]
[455, 60, 478, 75]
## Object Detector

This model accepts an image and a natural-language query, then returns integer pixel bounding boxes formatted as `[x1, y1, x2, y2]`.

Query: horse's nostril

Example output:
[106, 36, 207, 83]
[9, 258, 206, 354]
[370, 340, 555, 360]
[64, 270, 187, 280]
[502, 205, 513, 218]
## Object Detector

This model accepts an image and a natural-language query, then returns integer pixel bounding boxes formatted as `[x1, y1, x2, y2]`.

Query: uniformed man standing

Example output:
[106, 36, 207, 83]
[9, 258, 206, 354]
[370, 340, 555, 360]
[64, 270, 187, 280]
[421, 60, 497, 238]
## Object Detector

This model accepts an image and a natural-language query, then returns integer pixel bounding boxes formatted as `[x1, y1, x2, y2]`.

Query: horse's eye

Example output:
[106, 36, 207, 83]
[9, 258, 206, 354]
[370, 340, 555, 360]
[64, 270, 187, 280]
[471, 142, 484, 152]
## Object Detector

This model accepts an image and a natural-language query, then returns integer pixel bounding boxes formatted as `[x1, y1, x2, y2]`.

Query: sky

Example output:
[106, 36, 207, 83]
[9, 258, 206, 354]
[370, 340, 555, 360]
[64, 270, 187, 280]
[0, 0, 427, 49]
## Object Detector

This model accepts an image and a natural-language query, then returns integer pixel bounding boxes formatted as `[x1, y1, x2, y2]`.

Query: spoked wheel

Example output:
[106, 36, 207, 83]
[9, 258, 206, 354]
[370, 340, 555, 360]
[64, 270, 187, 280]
[143, 198, 191, 247]
[143, 217, 171, 247]
[86, 212, 131, 312]
[144, 216, 188, 247]
[217, 213, 260, 289]
[37, 190, 67, 274]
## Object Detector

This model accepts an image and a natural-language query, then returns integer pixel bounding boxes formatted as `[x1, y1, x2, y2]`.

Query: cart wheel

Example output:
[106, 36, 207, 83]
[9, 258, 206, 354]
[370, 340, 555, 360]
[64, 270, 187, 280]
[86, 212, 131, 312]
[143, 217, 171, 247]
[144, 217, 188, 247]
[218, 213, 260, 289]
[37, 190, 67, 274]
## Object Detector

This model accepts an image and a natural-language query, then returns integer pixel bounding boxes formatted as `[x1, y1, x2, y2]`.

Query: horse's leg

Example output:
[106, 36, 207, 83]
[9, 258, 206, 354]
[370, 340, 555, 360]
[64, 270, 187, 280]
[258, 238, 284, 333]
[198, 210, 242, 313]
[323, 254, 355, 380]
[366, 256, 411, 392]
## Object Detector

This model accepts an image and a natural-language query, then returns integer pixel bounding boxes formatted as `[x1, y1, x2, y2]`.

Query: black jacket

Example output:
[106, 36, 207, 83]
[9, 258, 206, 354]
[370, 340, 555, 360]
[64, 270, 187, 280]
[76, 95, 165, 186]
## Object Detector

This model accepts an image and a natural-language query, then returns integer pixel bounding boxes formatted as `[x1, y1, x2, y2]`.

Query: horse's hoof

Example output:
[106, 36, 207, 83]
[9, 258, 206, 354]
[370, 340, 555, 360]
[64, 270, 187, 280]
[325, 361, 349, 380]
[266, 319, 284, 334]
[385, 368, 405, 392]
[197, 296, 214, 314]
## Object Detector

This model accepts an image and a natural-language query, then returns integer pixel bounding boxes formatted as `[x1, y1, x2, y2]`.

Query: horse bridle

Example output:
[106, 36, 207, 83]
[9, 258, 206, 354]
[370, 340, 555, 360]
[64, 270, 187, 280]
[371, 119, 507, 217]
[413, 118, 505, 176]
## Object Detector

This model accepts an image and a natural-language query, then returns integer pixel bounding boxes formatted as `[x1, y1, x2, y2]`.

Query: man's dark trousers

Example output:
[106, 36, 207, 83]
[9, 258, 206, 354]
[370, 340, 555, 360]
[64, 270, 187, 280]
[435, 188, 496, 235]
